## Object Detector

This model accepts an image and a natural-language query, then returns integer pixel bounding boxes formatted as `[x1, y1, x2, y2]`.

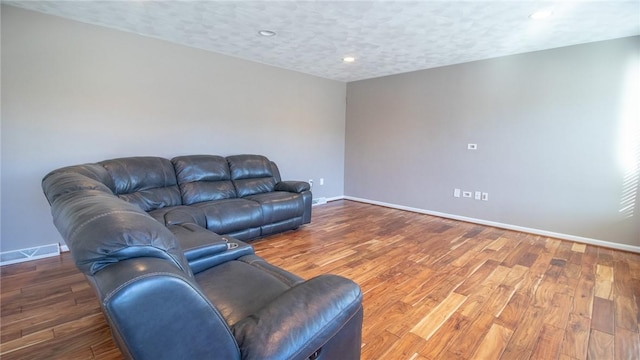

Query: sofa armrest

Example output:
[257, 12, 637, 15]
[239, 254, 304, 287]
[232, 274, 362, 360]
[275, 181, 310, 193]
[169, 223, 255, 274]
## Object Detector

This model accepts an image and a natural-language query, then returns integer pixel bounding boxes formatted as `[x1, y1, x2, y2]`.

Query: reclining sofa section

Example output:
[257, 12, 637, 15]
[42, 154, 363, 360]
[99, 154, 312, 240]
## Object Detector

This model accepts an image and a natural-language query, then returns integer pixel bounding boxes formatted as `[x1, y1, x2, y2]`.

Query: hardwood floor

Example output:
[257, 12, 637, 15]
[1, 200, 639, 359]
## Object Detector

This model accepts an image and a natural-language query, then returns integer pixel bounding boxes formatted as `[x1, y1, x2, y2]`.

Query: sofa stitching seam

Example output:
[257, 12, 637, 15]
[69, 210, 149, 242]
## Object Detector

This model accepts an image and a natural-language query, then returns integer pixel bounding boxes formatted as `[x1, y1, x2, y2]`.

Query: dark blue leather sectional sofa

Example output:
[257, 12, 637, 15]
[42, 154, 363, 360]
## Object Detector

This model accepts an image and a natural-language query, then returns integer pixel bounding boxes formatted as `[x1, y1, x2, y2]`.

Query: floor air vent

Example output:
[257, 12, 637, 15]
[0, 244, 61, 266]
[312, 197, 327, 206]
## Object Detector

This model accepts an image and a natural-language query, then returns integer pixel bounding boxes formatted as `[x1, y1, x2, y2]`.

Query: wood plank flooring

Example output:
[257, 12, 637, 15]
[1, 200, 639, 359]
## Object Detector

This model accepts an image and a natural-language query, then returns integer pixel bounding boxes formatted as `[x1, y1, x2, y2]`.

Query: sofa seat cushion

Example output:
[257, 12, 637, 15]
[194, 198, 262, 235]
[149, 206, 206, 227]
[245, 191, 305, 224]
[195, 255, 303, 327]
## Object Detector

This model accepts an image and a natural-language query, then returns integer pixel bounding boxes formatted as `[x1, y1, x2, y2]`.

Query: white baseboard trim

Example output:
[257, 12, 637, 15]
[4, 196, 636, 266]
[0, 243, 62, 266]
[343, 196, 640, 254]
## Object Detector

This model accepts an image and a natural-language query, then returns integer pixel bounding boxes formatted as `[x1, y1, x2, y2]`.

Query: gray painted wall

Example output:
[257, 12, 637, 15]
[2, 6, 638, 254]
[1, 6, 346, 252]
[346, 36, 640, 247]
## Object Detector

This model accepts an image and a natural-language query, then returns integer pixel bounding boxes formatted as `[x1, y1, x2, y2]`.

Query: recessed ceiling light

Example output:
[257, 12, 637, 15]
[258, 30, 276, 37]
[529, 10, 553, 20]
[343, 56, 356, 63]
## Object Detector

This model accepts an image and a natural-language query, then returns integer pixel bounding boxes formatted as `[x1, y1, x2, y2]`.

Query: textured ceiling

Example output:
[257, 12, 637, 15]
[5, 1, 640, 82]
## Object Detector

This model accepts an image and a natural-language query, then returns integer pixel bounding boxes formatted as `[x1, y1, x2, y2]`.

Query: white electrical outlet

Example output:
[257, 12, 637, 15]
[482, 192, 489, 201]
[309, 179, 313, 188]
[462, 191, 472, 198]
[454, 188, 461, 198]
[475, 191, 481, 200]
[320, 178, 324, 186]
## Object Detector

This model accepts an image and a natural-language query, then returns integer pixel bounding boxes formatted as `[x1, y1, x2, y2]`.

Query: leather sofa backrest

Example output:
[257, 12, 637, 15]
[100, 157, 182, 212]
[42, 163, 115, 205]
[172, 155, 237, 205]
[270, 161, 282, 184]
[42, 165, 191, 276]
[227, 155, 277, 197]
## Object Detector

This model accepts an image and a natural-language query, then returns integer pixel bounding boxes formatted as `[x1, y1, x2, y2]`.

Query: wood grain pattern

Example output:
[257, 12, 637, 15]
[562, 313, 592, 359]
[588, 329, 615, 360]
[410, 292, 467, 341]
[595, 264, 615, 300]
[530, 324, 564, 359]
[1, 200, 639, 359]
[592, 296, 615, 335]
[615, 326, 640, 360]
[470, 323, 513, 359]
